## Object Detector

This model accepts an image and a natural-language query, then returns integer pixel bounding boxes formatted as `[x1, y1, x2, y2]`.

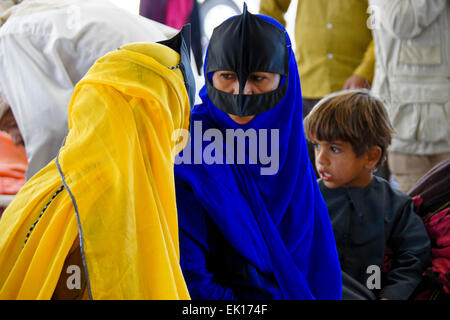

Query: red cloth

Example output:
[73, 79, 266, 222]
[381, 246, 394, 274]
[412, 195, 423, 212]
[407, 159, 450, 299]
[0, 131, 27, 195]
[424, 207, 450, 294]
[425, 208, 450, 245]
[382, 207, 450, 298]
[413, 287, 437, 300]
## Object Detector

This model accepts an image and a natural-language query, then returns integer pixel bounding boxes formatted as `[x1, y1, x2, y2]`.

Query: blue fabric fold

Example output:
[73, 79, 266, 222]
[174, 14, 342, 300]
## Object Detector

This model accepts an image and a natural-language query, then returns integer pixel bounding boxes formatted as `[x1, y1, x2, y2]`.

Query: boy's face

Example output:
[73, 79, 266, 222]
[311, 138, 373, 189]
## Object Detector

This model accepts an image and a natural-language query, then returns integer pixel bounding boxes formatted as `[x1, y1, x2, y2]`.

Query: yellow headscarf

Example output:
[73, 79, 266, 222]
[0, 42, 190, 299]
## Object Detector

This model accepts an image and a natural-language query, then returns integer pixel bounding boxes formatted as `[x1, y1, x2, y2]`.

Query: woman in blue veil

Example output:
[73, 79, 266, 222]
[174, 6, 342, 300]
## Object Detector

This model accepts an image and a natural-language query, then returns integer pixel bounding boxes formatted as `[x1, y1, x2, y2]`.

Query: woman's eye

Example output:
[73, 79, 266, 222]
[250, 75, 265, 82]
[221, 73, 236, 80]
[311, 142, 319, 149]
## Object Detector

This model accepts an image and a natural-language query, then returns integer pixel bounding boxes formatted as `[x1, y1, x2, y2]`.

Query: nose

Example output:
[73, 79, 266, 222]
[315, 147, 328, 167]
[230, 80, 240, 95]
[242, 81, 254, 95]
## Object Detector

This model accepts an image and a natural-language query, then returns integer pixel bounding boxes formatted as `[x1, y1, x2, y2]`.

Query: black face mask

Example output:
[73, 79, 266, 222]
[158, 24, 196, 110]
[205, 4, 289, 117]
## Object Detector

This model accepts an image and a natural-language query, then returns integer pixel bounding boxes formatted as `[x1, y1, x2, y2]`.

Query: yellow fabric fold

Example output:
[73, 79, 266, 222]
[0, 42, 190, 299]
[353, 40, 375, 84]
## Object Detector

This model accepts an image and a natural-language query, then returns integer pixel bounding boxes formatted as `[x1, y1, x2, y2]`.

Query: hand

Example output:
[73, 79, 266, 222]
[343, 74, 371, 90]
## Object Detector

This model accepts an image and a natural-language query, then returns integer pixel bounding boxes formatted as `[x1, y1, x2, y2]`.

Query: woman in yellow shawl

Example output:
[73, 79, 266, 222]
[0, 28, 194, 299]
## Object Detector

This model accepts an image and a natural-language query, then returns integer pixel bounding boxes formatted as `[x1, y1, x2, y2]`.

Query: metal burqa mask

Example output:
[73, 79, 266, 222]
[158, 24, 196, 110]
[205, 4, 289, 117]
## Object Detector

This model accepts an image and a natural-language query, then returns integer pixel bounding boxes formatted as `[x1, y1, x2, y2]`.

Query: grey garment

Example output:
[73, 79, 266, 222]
[302, 98, 321, 178]
[319, 175, 431, 300]
[342, 271, 377, 300]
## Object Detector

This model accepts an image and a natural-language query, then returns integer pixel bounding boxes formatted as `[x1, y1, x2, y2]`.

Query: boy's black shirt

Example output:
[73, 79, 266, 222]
[319, 175, 431, 300]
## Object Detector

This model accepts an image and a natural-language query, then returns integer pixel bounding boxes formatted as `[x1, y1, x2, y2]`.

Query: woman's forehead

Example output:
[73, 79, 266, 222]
[213, 70, 281, 76]
[206, 11, 288, 77]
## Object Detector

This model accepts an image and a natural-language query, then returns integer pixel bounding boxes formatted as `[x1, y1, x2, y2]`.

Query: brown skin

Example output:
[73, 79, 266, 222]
[0, 107, 24, 146]
[311, 137, 381, 189]
[212, 71, 281, 125]
[343, 74, 371, 90]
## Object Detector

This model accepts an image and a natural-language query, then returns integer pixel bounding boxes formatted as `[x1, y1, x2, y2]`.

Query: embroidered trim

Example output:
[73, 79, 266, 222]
[55, 146, 94, 300]
[23, 185, 65, 247]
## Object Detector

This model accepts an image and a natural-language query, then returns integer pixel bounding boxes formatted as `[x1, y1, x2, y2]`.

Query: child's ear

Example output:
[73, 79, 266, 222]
[364, 146, 382, 171]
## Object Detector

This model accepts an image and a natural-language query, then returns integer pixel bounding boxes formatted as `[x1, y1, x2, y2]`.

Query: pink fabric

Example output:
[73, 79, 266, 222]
[413, 288, 434, 300]
[424, 207, 450, 294]
[381, 246, 394, 274]
[412, 195, 423, 212]
[429, 257, 450, 294]
[165, 0, 193, 29]
[425, 208, 450, 244]
[384, 206, 450, 299]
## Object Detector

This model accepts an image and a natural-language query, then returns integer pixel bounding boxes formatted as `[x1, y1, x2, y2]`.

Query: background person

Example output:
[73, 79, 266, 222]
[0, 0, 176, 180]
[369, 0, 450, 192]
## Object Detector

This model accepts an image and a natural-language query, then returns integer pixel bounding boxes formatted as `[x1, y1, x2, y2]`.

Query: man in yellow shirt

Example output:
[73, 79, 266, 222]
[260, 0, 375, 173]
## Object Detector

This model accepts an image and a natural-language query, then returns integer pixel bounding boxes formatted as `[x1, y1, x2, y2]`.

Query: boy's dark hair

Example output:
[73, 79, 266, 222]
[304, 89, 394, 167]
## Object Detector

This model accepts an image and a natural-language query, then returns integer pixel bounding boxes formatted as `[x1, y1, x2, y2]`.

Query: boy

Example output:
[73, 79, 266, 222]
[304, 89, 431, 300]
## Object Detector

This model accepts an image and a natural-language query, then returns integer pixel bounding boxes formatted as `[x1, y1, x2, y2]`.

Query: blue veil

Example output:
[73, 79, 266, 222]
[174, 14, 342, 300]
